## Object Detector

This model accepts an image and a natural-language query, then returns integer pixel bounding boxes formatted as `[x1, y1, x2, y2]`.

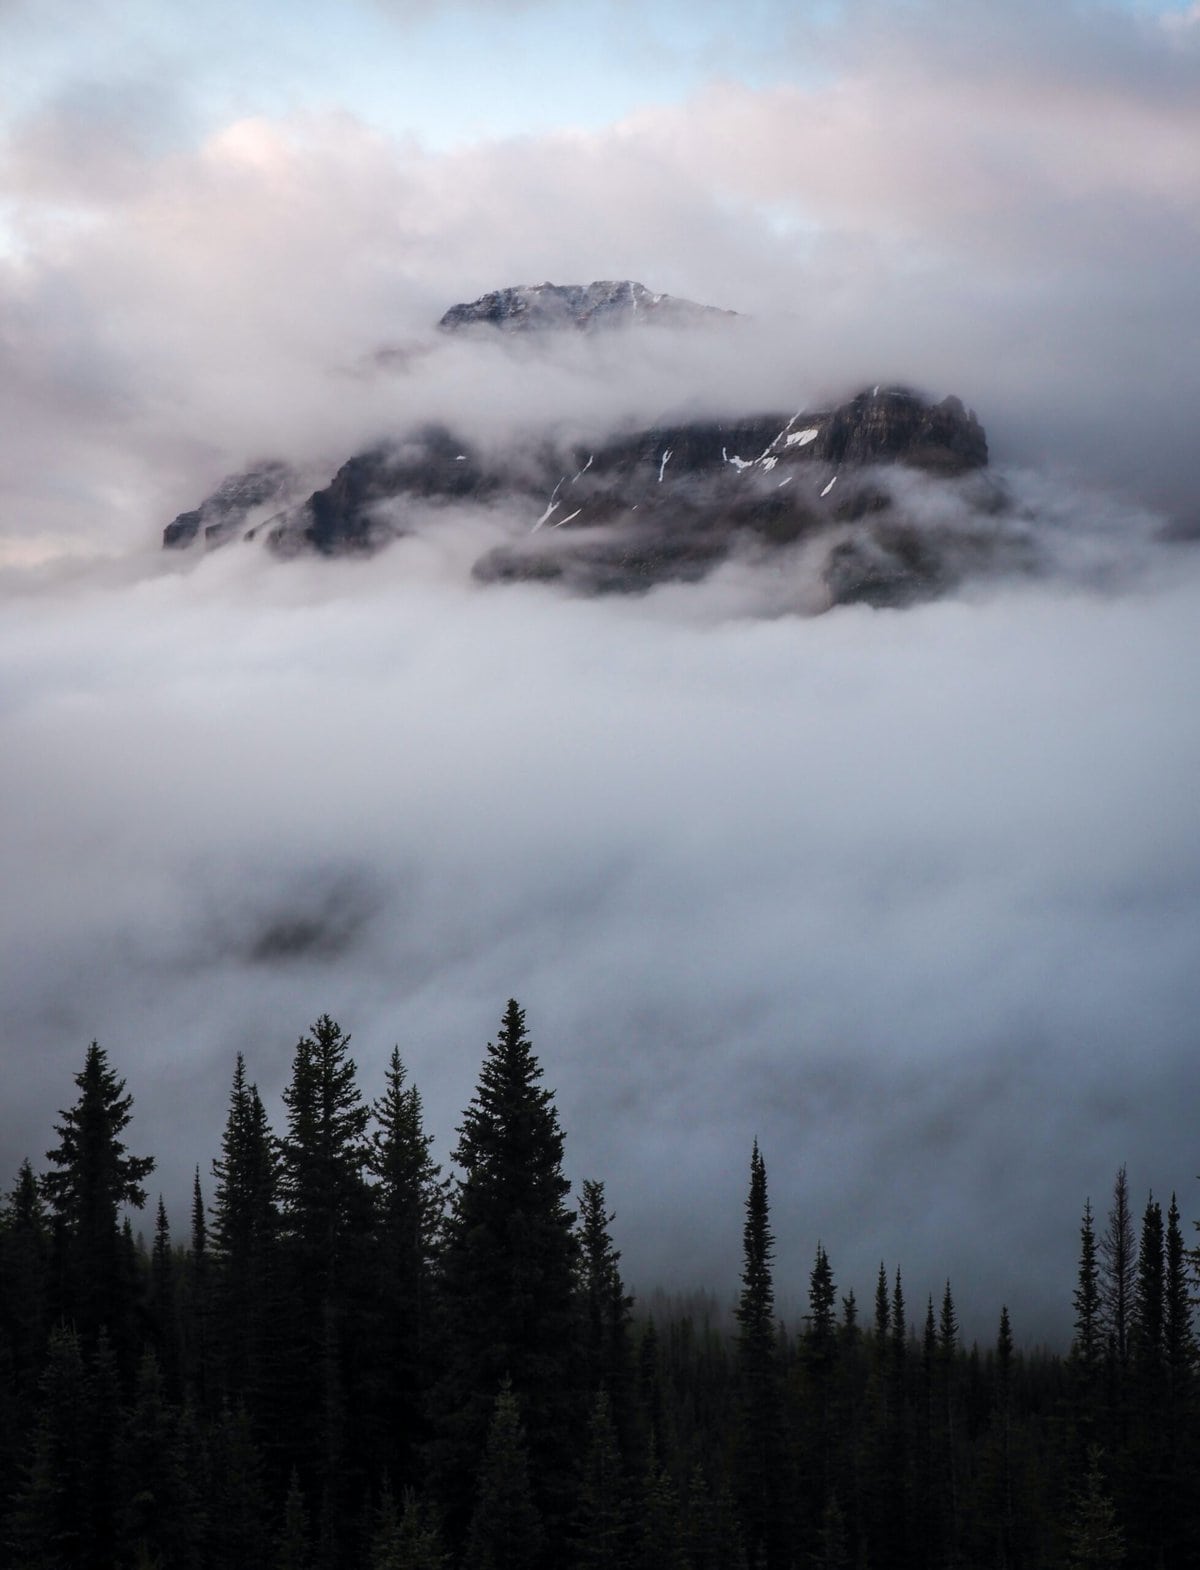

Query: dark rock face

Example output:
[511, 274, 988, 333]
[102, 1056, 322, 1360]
[438, 279, 737, 334]
[162, 386, 1008, 608]
[163, 462, 295, 549]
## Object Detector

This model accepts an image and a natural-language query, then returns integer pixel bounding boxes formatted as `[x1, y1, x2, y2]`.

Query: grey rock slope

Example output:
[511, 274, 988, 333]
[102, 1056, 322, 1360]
[162, 461, 297, 549]
[162, 283, 1030, 609]
[438, 279, 737, 333]
[165, 386, 1015, 607]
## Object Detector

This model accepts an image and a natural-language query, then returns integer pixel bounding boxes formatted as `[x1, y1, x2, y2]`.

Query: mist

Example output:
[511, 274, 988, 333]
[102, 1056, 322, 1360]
[3, 523, 1198, 1344]
[3, 0, 1199, 1346]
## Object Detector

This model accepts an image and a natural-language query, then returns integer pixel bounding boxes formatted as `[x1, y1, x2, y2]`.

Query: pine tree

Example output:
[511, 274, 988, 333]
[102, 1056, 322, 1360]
[1070, 1196, 1104, 1448]
[277, 1469, 312, 1570]
[41, 1042, 154, 1349]
[369, 1484, 446, 1570]
[183, 1167, 212, 1410]
[435, 1000, 581, 1546]
[1, 1159, 49, 1398]
[206, 1401, 271, 1570]
[462, 1379, 545, 1570]
[800, 1242, 839, 1531]
[279, 1015, 372, 1292]
[148, 1194, 181, 1392]
[277, 1015, 376, 1537]
[366, 1046, 445, 1487]
[636, 1443, 686, 1570]
[572, 1388, 629, 1570]
[577, 1179, 635, 1448]
[1064, 1447, 1124, 1570]
[8, 1325, 91, 1569]
[117, 1347, 203, 1570]
[209, 1055, 279, 1420]
[1162, 1194, 1197, 1565]
[1128, 1195, 1166, 1567]
[1100, 1166, 1136, 1377]
[937, 1278, 961, 1562]
[733, 1141, 788, 1570]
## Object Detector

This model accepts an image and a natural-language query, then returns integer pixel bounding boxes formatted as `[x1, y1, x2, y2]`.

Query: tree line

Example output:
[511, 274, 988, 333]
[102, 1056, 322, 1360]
[0, 1000, 1196, 1568]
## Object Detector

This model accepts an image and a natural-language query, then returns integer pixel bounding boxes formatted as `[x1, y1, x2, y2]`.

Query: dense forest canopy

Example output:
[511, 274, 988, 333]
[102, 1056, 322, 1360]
[0, 1002, 1196, 1569]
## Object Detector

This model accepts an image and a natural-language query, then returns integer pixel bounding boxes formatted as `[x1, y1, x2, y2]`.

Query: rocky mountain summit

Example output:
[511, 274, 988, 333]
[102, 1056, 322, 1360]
[162, 283, 1029, 608]
[438, 279, 736, 334]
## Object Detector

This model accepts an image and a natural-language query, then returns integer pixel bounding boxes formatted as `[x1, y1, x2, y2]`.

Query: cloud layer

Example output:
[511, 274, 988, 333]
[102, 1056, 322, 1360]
[3, 534, 1199, 1343]
[2, 0, 1199, 1343]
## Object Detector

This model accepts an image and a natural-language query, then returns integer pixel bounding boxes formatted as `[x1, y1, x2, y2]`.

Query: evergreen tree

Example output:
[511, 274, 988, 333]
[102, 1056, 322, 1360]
[636, 1443, 686, 1570]
[41, 1042, 154, 1349]
[937, 1278, 961, 1563]
[812, 1492, 850, 1570]
[1, 1159, 49, 1399]
[435, 1000, 581, 1545]
[148, 1194, 181, 1391]
[278, 1015, 372, 1293]
[799, 1242, 839, 1533]
[1065, 1447, 1124, 1570]
[369, 1484, 447, 1570]
[733, 1142, 788, 1570]
[1070, 1196, 1104, 1448]
[210, 1054, 279, 1410]
[116, 1347, 203, 1570]
[572, 1388, 629, 1570]
[8, 1325, 91, 1570]
[577, 1179, 635, 1449]
[1162, 1194, 1197, 1566]
[978, 1305, 1019, 1570]
[366, 1046, 446, 1487]
[183, 1167, 212, 1410]
[206, 1401, 271, 1570]
[462, 1379, 545, 1570]
[1100, 1166, 1135, 1378]
[277, 1469, 312, 1570]
[1128, 1195, 1166, 1567]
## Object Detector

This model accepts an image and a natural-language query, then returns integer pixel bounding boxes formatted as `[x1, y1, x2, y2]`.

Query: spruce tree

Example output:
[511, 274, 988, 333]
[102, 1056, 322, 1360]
[116, 1347, 203, 1570]
[366, 1046, 445, 1487]
[733, 1142, 788, 1570]
[275, 1019, 374, 1549]
[800, 1241, 839, 1532]
[572, 1388, 629, 1570]
[209, 1055, 279, 1420]
[1, 1159, 49, 1399]
[1065, 1447, 1124, 1570]
[278, 1015, 372, 1294]
[462, 1379, 544, 1570]
[577, 1178, 635, 1450]
[1070, 1196, 1104, 1447]
[206, 1401, 271, 1570]
[1162, 1194, 1197, 1563]
[277, 1469, 312, 1570]
[1128, 1195, 1166, 1567]
[8, 1325, 91, 1569]
[636, 1442, 686, 1570]
[435, 1000, 581, 1546]
[41, 1042, 154, 1349]
[1100, 1166, 1136, 1378]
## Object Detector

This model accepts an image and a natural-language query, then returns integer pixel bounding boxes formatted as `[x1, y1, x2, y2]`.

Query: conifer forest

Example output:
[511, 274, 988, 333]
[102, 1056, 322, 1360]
[0, 1000, 1196, 1569]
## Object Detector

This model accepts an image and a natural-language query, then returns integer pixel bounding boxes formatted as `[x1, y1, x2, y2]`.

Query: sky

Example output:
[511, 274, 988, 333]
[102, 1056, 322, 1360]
[1, 0, 1199, 1344]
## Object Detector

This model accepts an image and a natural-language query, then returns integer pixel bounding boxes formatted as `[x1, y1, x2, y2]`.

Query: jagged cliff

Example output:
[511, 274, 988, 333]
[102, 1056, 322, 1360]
[162, 284, 1017, 608]
[438, 279, 737, 333]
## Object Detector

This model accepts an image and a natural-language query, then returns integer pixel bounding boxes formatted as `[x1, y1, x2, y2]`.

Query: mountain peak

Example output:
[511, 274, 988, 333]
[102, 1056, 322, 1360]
[438, 279, 737, 334]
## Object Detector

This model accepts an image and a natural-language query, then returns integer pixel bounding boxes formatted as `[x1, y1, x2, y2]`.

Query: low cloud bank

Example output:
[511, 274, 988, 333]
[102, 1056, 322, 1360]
[2, 537, 1198, 1343]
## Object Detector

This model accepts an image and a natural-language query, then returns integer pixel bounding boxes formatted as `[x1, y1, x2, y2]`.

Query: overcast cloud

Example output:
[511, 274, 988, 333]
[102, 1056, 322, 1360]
[1, 0, 1198, 1343]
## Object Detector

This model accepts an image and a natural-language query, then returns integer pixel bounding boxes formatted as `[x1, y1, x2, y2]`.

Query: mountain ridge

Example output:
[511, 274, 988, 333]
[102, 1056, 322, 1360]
[161, 282, 1017, 608]
[438, 278, 737, 333]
